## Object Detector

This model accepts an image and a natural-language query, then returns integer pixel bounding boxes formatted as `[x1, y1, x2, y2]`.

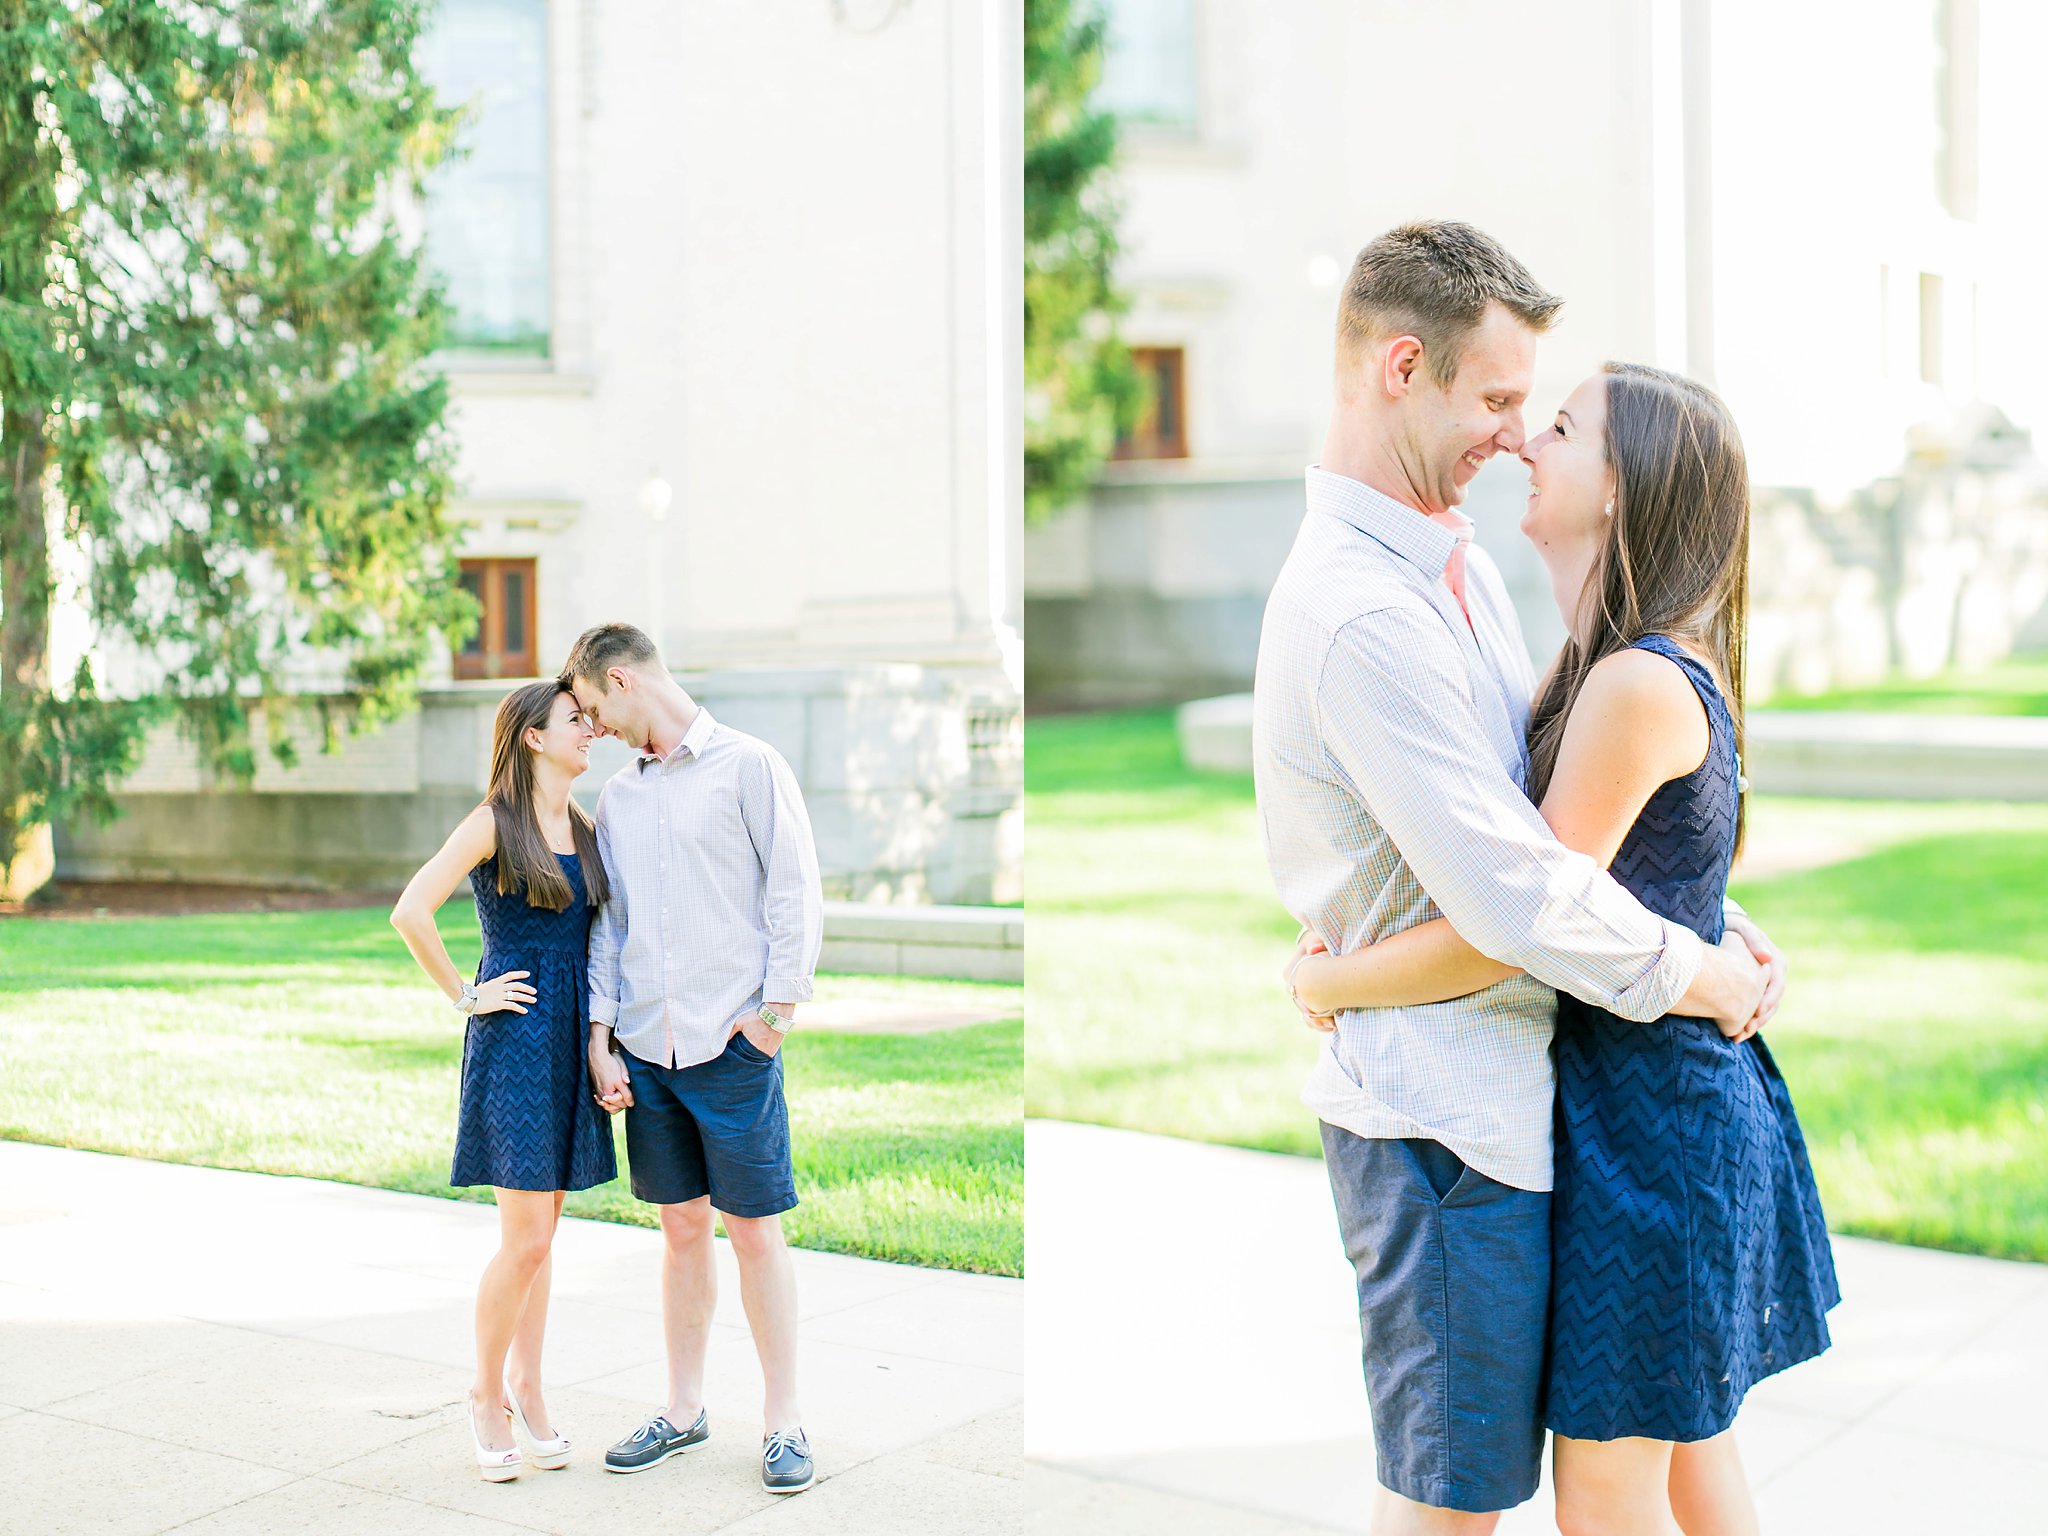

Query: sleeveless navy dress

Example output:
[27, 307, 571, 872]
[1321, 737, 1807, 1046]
[449, 852, 618, 1193]
[1545, 636, 1839, 1443]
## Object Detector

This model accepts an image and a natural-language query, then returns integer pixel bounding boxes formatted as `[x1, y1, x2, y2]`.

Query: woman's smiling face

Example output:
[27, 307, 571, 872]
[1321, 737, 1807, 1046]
[528, 689, 597, 777]
[1519, 374, 1617, 597]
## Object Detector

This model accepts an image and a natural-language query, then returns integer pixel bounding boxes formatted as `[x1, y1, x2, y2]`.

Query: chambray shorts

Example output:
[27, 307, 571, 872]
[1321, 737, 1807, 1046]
[1321, 1122, 1551, 1514]
[622, 1034, 798, 1218]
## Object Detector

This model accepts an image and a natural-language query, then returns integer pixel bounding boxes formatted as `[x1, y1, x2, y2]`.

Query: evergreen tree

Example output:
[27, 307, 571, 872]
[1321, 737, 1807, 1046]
[1024, 0, 1140, 524]
[0, 0, 466, 897]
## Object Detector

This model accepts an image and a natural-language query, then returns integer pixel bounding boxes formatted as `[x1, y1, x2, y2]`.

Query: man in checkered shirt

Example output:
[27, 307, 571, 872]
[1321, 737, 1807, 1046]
[564, 624, 824, 1497]
[1252, 222, 1782, 1530]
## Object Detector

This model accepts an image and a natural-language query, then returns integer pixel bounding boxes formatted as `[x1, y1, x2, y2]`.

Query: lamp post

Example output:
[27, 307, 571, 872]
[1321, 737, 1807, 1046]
[639, 470, 673, 662]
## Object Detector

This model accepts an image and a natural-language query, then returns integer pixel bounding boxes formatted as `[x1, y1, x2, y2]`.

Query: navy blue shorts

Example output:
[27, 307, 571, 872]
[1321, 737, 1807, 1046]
[621, 1033, 797, 1218]
[1321, 1123, 1551, 1514]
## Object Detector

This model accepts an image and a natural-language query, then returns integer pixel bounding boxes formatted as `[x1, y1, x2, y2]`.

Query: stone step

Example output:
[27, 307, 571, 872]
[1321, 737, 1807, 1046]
[1176, 693, 1256, 775]
[820, 900, 1024, 984]
[1744, 710, 2048, 800]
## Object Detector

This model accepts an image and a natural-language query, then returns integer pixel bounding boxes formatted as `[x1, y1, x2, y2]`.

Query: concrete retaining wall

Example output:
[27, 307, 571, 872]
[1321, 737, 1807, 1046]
[1024, 468, 1305, 710]
[1028, 454, 2048, 711]
[56, 663, 1022, 905]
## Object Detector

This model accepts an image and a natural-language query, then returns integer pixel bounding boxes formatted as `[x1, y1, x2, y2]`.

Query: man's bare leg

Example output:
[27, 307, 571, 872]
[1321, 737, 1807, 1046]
[1370, 1485, 1501, 1535]
[721, 1210, 801, 1430]
[658, 1196, 718, 1424]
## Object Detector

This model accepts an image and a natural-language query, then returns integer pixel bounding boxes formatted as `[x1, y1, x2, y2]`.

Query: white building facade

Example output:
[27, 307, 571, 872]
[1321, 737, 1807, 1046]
[61, 0, 1026, 904]
[1026, 0, 2048, 706]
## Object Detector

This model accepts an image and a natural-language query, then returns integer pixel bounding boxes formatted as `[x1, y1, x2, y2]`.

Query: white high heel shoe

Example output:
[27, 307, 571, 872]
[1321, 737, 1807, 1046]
[466, 1391, 523, 1482]
[505, 1390, 572, 1471]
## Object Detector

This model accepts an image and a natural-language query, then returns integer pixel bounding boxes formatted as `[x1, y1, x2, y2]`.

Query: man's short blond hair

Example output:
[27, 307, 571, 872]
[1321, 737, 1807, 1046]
[1336, 221, 1563, 389]
[560, 623, 661, 691]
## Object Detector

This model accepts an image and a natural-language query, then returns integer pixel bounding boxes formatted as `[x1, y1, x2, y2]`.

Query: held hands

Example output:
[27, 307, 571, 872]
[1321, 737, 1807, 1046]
[1708, 931, 1770, 1042]
[1722, 911, 1789, 1042]
[473, 970, 536, 1015]
[588, 1036, 633, 1115]
[1282, 931, 1339, 1033]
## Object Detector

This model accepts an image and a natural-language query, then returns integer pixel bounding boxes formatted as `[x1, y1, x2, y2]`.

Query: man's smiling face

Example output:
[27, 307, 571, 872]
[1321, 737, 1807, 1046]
[1403, 301, 1538, 515]
[566, 668, 648, 750]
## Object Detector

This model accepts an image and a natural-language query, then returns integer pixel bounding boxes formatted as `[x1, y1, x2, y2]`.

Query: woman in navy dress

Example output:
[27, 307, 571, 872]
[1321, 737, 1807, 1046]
[391, 679, 616, 1481]
[1289, 363, 1838, 1534]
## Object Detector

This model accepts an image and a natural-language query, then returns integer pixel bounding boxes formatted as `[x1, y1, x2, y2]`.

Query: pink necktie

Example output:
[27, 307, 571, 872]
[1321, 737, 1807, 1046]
[1426, 509, 1474, 623]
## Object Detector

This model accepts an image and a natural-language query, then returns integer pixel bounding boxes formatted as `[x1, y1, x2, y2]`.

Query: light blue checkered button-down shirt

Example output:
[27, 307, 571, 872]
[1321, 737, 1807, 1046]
[1252, 467, 1705, 1192]
[588, 707, 824, 1070]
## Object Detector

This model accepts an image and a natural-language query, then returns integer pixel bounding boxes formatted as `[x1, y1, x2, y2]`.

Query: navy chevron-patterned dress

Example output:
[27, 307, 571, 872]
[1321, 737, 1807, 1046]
[449, 852, 618, 1193]
[1545, 635, 1838, 1443]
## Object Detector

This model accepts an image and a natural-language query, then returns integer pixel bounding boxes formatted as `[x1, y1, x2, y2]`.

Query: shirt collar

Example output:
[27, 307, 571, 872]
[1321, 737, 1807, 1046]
[1305, 465, 1469, 583]
[639, 706, 716, 771]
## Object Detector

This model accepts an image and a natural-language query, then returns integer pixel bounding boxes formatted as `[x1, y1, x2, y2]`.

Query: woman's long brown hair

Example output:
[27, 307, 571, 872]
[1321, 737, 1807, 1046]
[1525, 362, 1750, 853]
[485, 681, 609, 911]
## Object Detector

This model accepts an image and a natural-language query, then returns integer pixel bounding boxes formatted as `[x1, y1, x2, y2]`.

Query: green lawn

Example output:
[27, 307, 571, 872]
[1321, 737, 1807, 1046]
[1764, 653, 2048, 717]
[1026, 707, 2048, 1264]
[0, 906, 1022, 1276]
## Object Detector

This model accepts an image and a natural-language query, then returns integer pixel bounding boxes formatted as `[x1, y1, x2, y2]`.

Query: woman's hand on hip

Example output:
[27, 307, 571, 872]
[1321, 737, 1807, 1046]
[474, 970, 536, 1016]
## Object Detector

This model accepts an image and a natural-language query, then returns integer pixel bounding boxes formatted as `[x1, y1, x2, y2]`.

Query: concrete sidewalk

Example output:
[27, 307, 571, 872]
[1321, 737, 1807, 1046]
[0, 1141, 1020, 1535]
[1027, 1120, 2048, 1535]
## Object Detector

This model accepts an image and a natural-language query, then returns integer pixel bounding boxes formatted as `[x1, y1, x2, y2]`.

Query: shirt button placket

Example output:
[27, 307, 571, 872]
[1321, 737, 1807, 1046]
[660, 771, 674, 1063]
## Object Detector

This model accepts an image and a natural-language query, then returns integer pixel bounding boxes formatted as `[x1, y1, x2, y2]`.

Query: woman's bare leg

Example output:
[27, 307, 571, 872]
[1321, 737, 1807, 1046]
[1553, 1434, 1683, 1536]
[1667, 1430, 1758, 1536]
[503, 1191, 566, 1437]
[472, 1188, 561, 1450]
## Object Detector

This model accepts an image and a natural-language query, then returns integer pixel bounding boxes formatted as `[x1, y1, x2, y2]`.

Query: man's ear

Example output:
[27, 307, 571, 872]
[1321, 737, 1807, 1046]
[606, 665, 630, 694]
[1382, 335, 1424, 398]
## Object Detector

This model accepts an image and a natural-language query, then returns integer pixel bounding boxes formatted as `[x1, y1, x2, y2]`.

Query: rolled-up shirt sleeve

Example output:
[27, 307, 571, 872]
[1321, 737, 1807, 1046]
[1320, 605, 1703, 1021]
[587, 788, 625, 1027]
[740, 748, 824, 1004]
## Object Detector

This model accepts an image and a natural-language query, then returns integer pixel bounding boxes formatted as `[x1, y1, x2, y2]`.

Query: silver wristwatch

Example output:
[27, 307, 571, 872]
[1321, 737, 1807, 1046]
[758, 1004, 793, 1035]
[456, 981, 480, 1014]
